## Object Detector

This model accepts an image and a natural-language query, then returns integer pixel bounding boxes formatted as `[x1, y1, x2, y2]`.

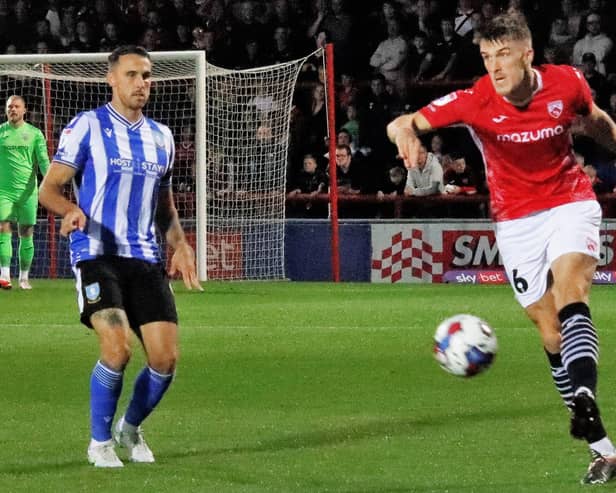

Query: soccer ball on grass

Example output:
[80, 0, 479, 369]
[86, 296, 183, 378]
[433, 314, 497, 377]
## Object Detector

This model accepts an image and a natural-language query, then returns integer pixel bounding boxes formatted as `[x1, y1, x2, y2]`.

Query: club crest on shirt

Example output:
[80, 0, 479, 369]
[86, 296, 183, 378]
[84, 282, 101, 303]
[547, 100, 563, 119]
[154, 132, 165, 149]
[20, 133, 29, 141]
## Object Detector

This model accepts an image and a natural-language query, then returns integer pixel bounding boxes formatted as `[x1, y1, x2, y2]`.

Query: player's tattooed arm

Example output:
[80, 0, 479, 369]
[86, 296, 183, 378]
[155, 188, 184, 248]
[156, 188, 202, 291]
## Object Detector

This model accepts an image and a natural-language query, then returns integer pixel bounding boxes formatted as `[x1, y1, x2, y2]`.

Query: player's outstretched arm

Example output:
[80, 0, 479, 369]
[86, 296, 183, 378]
[156, 188, 203, 291]
[580, 103, 616, 155]
[386, 112, 433, 169]
[39, 162, 86, 237]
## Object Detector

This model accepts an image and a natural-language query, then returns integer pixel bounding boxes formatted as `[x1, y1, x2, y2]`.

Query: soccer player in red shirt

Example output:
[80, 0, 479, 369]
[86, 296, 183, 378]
[388, 12, 616, 485]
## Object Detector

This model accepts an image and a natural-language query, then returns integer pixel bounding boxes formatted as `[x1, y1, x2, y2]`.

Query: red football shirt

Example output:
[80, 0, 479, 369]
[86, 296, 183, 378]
[419, 64, 596, 221]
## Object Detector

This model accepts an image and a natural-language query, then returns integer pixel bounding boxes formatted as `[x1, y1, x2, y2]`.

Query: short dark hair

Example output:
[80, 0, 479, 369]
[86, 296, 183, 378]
[479, 12, 532, 44]
[449, 150, 466, 161]
[107, 45, 151, 69]
[337, 128, 353, 141]
[335, 144, 352, 156]
[389, 166, 405, 180]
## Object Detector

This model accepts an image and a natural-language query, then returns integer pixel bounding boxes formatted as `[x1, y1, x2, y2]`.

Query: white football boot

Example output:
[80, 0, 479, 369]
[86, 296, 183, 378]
[113, 416, 155, 463]
[87, 439, 123, 468]
[19, 279, 32, 290]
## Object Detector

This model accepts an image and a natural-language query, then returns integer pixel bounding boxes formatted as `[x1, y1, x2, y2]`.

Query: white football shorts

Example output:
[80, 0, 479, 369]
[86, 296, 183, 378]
[494, 200, 602, 308]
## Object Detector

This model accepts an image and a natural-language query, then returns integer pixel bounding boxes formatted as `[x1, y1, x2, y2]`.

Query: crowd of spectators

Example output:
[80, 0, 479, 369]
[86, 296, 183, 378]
[4, 0, 616, 219]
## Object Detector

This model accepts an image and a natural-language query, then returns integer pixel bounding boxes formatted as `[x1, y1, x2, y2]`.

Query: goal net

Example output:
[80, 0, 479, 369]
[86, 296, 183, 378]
[202, 59, 309, 280]
[0, 50, 313, 281]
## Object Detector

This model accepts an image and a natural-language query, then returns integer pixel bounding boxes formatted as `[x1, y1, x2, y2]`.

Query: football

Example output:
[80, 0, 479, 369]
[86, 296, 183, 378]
[433, 314, 497, 377]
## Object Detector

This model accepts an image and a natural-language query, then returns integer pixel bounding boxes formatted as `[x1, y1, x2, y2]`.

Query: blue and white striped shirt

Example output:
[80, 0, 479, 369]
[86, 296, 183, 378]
[53, 103, 175, 266]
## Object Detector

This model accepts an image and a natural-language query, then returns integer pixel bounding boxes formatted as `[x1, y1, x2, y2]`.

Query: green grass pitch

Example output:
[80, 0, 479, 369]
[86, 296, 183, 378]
[1, 280, 615, 492]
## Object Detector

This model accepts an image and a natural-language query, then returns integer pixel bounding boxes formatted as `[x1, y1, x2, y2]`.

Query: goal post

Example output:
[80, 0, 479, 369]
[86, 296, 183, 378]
[0, 49, 320, 281]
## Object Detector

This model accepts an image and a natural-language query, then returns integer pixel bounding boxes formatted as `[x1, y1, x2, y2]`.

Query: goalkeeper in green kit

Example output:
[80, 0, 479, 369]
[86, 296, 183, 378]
[0, 95, 49, 289]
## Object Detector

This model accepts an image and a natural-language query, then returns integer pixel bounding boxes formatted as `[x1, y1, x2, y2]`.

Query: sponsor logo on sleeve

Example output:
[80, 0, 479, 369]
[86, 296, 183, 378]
[57, 128, 71, 151]
[431, 92, 458, 107]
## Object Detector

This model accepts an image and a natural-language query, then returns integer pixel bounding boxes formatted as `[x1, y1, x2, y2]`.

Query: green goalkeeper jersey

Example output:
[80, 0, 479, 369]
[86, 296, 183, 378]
[0, 121, 50, 201]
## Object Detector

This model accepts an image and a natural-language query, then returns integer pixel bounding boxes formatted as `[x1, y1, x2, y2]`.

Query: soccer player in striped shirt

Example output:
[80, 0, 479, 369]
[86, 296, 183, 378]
[0, 95, 49, 290]
[388, 12, 616, 485]
[39, 45, 202, 468]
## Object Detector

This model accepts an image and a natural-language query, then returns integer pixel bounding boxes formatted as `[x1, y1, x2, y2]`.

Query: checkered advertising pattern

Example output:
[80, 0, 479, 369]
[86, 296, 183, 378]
[371, 224, 445, 283]
[370, 222, 504, 283]
[370, 221, 616, 284]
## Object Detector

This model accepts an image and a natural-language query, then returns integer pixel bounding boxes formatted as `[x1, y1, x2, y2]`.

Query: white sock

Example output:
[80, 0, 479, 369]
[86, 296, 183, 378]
[590, 437, 616, 457]
[90, 438, 113, 446]
[19, 270, 28, 281]
[120, 416, 137, 434]
[0, 267, 9, 279]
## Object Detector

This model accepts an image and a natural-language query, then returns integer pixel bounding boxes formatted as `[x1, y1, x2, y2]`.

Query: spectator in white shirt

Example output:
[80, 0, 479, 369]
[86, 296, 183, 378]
[572, 13, 613, 75]
[369, 17, 409, 100]
[454, 0, 475, 37]
[404, 144, 444, 196]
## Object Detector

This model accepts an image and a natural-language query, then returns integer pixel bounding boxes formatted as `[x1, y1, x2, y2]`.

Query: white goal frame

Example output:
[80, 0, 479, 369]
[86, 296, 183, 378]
[0, 49, 317, 281]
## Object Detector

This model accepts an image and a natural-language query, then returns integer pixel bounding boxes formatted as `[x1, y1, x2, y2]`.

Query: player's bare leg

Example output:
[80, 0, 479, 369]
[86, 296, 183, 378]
[87, 309, 132, 468]
[527, 253, 616, 484]
[114, 321, 178, 463]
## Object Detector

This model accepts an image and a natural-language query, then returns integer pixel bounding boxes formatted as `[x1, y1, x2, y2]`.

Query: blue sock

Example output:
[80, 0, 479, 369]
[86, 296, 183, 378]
[124, 367, 174, 427]
[90, 361, 123, 441]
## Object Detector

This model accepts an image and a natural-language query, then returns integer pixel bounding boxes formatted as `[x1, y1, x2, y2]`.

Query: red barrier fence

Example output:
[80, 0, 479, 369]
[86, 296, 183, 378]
[285, 192, 616, 219]
[173, 191, 616, 220]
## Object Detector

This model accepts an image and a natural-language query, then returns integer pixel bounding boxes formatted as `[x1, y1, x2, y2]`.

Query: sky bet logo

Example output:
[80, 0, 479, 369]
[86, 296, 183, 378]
[593, 271, 616, 284]
[443, 270, 508, 284]
[444, 269, 616, 284]
[109, 158, 165, 176]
